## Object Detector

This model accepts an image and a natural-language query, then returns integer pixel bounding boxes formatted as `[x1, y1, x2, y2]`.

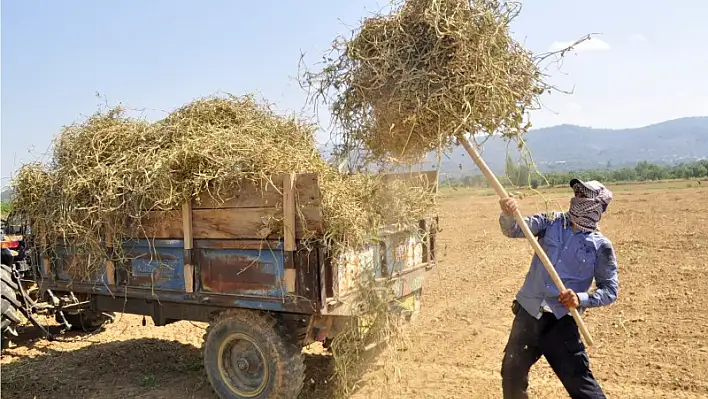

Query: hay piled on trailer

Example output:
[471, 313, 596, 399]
[301, 0, 550, 164]
[11, 94, 436, 275]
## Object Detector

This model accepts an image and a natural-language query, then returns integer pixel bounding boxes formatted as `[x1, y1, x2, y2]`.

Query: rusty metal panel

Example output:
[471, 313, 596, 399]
[383, 230, 424, 276]
[392, 264, 428, 298]
[123, 239, 185, 291]
[330, 225, 429, 300]
[195, 248, 284, 297]
[334, 244, 377, 298]
[325, 265, 433, 316]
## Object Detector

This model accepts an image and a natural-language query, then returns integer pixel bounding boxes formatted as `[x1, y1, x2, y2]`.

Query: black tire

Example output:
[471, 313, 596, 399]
[203, 309, 305, 399]
[1, 264, 22, 333]
[56, 310, 115, 332]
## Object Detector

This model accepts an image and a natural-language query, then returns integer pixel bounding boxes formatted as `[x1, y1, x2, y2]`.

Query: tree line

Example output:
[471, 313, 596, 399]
[448, 159, 708, 189]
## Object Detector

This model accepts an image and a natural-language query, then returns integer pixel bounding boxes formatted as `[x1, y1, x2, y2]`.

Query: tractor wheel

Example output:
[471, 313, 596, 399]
[202, 309, 305, 399]
[1, 264, 22, 335]
[56, 310, 115, 332]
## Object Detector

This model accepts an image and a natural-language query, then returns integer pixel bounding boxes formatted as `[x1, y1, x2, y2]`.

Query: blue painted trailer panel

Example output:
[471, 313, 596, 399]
[123, 240, 186, 291]
[53, 245, 109, 285]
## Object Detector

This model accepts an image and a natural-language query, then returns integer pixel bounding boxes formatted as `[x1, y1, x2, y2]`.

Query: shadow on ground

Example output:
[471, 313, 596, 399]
[2, 322, 108, 353]
[1, 335, 338, 399]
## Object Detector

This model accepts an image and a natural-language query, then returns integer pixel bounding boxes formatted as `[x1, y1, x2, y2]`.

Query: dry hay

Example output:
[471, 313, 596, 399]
[328, 272, 412, 398]
[11, 94, 436, 277]
[300, 0, 557, 165]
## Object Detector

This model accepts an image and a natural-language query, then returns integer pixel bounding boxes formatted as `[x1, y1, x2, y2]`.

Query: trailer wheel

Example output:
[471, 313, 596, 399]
[1, 264, 22, 334]
[202, 309, 305, 399]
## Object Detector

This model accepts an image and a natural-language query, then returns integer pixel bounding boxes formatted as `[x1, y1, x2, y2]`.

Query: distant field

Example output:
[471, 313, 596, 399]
[440, 178, 707, 199]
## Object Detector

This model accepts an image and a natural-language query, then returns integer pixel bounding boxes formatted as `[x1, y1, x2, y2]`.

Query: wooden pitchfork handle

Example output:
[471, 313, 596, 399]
[456, 134, 595, 346]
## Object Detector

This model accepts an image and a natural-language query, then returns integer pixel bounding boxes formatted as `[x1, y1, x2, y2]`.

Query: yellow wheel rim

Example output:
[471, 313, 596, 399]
[217, 332, 269, 397]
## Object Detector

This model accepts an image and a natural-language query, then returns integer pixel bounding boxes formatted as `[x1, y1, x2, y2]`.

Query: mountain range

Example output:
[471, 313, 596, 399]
[415, 116, 708, 178]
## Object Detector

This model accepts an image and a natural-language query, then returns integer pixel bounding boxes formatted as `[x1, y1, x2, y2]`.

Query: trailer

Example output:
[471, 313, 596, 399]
[0, 170, 438, 399]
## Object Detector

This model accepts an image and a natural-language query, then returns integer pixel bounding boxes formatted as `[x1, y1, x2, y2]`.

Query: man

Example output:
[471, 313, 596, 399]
[499, 178, 619, 399]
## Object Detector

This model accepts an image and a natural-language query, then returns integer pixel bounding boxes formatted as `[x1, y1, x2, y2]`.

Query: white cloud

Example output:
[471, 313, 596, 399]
[548, 37, 611, 53]
[630, 33, 647, 43]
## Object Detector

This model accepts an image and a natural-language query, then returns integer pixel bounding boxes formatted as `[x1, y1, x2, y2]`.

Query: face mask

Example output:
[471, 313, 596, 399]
[568, 196, 603, 232]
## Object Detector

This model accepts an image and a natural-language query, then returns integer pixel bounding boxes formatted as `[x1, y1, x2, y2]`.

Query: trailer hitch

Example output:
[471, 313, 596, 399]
[11, 268, 57, 341]
[47, 289, 73, 331]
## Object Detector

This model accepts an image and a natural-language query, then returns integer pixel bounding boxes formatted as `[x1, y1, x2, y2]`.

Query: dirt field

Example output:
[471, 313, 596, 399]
[2, 182, 708, 398]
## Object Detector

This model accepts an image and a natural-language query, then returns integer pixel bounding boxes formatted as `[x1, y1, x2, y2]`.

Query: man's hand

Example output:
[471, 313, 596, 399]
[500, 197, 518, 216]
[559, 289, 579, 310]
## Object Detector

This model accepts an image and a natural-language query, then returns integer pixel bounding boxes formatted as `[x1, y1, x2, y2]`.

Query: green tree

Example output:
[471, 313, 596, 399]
[691, 163, 708, 178]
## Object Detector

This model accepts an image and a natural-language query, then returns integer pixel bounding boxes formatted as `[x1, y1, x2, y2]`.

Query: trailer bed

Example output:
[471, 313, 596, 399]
[38, 171, 438, 321]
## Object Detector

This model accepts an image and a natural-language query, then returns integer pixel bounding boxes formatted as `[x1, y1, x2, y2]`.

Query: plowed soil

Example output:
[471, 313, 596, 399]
[2, 181, 707, 399]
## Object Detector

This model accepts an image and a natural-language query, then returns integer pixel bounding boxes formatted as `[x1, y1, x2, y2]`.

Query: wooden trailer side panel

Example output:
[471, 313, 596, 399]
[134, 207, 324, 240]
[135, 173, 324, 240]
[46, 173, 325, 313]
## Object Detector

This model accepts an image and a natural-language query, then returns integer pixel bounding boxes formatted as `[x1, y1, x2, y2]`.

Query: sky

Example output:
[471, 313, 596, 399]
[2, 0, 708, 187]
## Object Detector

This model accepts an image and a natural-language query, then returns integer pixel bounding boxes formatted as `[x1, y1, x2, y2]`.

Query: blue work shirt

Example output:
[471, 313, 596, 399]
[499, 212, 619, 319]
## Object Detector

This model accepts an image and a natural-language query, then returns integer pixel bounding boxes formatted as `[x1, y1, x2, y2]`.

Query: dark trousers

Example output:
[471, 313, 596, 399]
[501, 302, 606, 399]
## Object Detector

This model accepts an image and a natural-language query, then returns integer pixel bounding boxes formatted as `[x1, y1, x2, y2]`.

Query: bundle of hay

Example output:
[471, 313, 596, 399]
[12, 94, 436, 275]
[301, 0, 548, 164]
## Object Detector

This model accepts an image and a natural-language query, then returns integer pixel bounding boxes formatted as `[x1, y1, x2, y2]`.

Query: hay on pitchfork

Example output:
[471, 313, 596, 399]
[301, 0, 552, 165]
[11, 94, 437, 279]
